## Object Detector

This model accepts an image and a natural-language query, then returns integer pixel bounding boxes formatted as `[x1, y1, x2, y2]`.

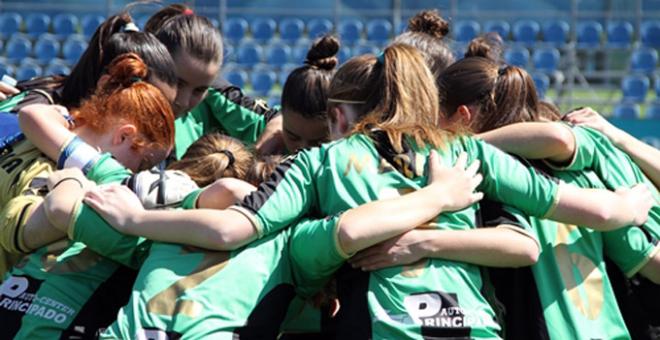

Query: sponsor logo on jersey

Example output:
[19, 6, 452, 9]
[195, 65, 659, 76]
[0, 275, 75, 324]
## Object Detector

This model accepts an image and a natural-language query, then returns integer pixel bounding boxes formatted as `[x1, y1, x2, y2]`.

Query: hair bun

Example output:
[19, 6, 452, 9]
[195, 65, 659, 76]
[106, 52, 148, 88]
[464, 33, 504, 63]
[407, 10, 449, 40]
[305, 35, 340, 71]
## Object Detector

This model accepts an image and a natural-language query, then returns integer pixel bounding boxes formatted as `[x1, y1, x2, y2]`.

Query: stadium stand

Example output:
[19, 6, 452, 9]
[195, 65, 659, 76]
[279, 18, 304, 43]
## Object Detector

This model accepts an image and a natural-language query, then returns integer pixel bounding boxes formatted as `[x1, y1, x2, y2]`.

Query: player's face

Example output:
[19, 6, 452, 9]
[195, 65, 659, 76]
[149, 76, 178, 110]
[171, 50, 220, 116]
[282, 110, 329, 152]
[112, 141, 170, 172]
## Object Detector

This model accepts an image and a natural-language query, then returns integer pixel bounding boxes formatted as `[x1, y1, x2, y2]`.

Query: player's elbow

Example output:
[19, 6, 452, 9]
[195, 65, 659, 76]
[336, 220, 364, 255]
[547, 123, 575, 161]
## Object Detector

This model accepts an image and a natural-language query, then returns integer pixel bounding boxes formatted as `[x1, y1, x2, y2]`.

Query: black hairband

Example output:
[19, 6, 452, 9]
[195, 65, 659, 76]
[218, 150, 235, 167]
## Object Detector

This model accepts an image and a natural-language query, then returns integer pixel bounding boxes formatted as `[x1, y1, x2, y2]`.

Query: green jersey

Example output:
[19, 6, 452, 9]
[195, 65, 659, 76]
[0, 154, 136, 339]
[174, 85, 278, 159]
[237, 131, 560, 339]
[64, 191, 295, 339]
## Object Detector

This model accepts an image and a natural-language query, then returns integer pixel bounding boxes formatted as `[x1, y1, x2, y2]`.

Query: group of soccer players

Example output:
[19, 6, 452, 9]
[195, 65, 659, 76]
[0, 3, 659, 339]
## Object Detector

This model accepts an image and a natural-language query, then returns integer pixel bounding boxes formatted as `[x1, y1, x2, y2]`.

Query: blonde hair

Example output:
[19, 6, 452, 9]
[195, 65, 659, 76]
[245, 155, 286, 186]
[328, 43, 448, 152]
[167, 133, 253, 187]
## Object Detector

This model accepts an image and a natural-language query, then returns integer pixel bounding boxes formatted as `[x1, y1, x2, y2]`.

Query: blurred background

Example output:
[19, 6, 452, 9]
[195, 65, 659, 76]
[0, 0, 658, 144]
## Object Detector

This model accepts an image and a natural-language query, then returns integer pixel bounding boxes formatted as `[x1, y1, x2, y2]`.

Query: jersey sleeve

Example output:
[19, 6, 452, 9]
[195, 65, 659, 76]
[469, 138, 560, 218]
[289, 215, 348, 298]
[603, 226, 660, 277]
[85, 153, 132, 184]
[67, 200, 149, 269]
[235, 149, 321, 238]
[548, 125, 598, 172]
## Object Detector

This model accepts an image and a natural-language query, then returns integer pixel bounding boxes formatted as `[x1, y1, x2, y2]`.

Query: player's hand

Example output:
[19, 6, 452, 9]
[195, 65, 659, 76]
[426, 151, 484, 212]
[0, 81, 19, 101]
[616, 184, 655, 226]
[47, 168, 93, 191]
[349, 229, 428, 271]
[564, 107, 623, 143]
[84, 184, 145, 234]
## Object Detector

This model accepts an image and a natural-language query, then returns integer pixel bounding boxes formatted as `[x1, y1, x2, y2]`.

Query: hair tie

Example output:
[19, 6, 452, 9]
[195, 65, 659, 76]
[497, 65, 509, 76]
[130, 76, 142, 83]
[376, 51, 385, 65]
[218, 150, 235, 167]
[183, 8, 194, 16]
[122, 22, 140, 33]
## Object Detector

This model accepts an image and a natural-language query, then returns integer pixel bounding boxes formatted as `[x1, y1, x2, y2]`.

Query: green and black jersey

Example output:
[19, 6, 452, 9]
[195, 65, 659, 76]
[554, 125, 660, 339]
[236, 131, 561, 339]
[0, 154, 136, 339]
[173, 82, 279, 159]
[61, 189, 295, 339]
[489, 157, 654, 340]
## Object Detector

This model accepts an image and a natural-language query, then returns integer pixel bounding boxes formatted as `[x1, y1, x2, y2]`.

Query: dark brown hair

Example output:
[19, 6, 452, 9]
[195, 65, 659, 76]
[168, 133, 253, 187]
[71, 53, 175, 153]
[437, 57, 539, 133]
[464, 32, 505, 65]
[281, 35, 339, 120]
[328, 43, 447, 152]
[392, 9, 454, 79]
[61, 12, 177, 108]
[537, 100, 562, 122]
[145, 4, 222, 64]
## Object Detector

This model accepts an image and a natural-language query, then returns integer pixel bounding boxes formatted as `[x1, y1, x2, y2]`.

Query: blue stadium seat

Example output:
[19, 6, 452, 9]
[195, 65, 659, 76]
[224, 69, 248, 88]
[366, 19, 392, 44]
[62, 35, 88, 65]
[353, 42, 379, 56]
[484, 20, 510, 39]
[532, 47, 560, 73]
[250, 69, 276, 96]
[504, 46, 530, 67]
[6, 36, 32, 64]
[454, 20, 480, 43]
[25, 13, 51, 39]
[81, 15, 104, 39]
[0, 12, 22, 39]
[647, 103, 660, 119]
[16, 61, 42, 81]
[279, 63, 297, 87]
[0, 61, 14, 78]
[268, 95, 281, 108]
[606, 21, 633, 48]
[53, 14, 79, 40]
[513, 20, 540, 45]
[656, 76, 660, 98]
[0, 39, 3, 55]
[307, 18, 333, 39]
[630, 48, 658, 74]
[612, 102, 640, 119]
[531, 72, 550, 98]
[337, 46, 351, 64]
[542, 20, 569, 46]
[223, 44, 235, 63]
[237, 42, 263, 67]
[33, 34, 61, 65]
[292, 43, 308, 64]
[251, 18, 276, 43]
[397, 21, 407, 35]
[44, 58, 70, 76]
[622, 75, 649, 103]
[135, 15, 150, 30]
[266, 42, 292, 68]
[280, 18, 304, 43]
[223, 18, 248, 44]
[339, 19, 363, 46]
[641, 21, 660, 48]
[577, 21, 603, 49]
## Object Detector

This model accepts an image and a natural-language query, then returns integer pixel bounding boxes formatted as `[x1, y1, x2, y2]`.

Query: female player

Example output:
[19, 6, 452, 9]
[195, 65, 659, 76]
[0, 53, 176, 339]
[86, 44, 652, 338]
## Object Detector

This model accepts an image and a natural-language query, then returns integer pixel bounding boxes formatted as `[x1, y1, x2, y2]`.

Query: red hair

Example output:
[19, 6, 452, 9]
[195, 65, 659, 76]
[71, 53, 175, 152]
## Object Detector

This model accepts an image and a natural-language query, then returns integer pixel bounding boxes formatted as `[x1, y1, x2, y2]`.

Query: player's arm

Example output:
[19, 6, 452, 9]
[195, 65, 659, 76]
[348, 227, 539, 271]
[638, 251, 660, 284]
[18, 103, 74, 162]
[565, 107, 660, 190]
[336, 152, 483, 254]
[195, 177, 257, 209]
[41, 168, 95, 234]
[477, 122, 575, 163]
[0, 80, 19, 100]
